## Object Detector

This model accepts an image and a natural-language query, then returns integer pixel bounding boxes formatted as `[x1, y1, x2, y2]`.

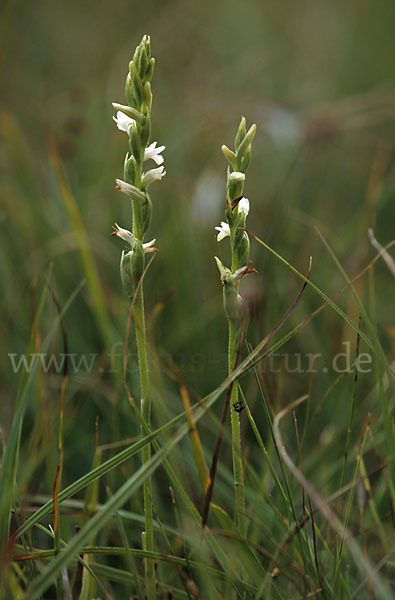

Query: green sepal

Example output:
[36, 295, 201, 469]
[145, 58, 155, 82]
[236, 125, 256, 173]
[138, 45, 148, 80]
[236, 124, 256, 164]
[129, 62, 144, 108]
[143, 82, 152, 111]
[125, 73, 138, 109]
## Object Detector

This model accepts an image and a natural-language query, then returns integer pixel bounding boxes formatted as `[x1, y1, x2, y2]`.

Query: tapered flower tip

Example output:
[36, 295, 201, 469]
[214, 256, 231, 280]
[112, 223, 135, 246]
[215, 221, 230, 241]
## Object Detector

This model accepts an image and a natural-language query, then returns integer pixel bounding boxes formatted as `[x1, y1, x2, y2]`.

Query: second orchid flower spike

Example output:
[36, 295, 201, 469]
[213, 117, 256, 539]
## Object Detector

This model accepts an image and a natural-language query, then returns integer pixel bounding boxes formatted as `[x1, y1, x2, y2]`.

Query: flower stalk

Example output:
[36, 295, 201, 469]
[215, 117, 256, 537]
[112, 35, 165, 600]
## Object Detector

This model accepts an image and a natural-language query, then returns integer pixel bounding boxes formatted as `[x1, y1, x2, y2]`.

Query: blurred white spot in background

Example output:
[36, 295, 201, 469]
[263, 106, 303, 147]
[191, 169, 224, 226]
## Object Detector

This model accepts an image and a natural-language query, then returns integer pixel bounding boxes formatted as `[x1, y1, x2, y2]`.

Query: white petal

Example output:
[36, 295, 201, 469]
[113, 111, 134, 133]
[214, 221, 230, 241]
[238, 197, 250, 217]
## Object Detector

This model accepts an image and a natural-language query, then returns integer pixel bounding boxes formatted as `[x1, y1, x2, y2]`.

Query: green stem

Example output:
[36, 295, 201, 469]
[228, 319, 246, 538]
[134, 283, 156, 600]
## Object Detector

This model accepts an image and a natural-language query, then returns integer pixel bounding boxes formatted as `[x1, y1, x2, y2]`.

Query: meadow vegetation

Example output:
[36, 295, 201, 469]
[1, 1, 394, 598]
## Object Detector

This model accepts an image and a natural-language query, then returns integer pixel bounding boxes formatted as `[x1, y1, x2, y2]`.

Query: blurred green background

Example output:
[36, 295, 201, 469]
[1, 0, 394, 509]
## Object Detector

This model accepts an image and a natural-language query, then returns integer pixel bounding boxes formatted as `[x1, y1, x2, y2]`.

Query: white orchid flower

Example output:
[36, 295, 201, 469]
[215, 221, 230, 241]
[113, 111, 135, 133]
[114, 227, 157, 254]
[238, 197, 250, 217]
[115, 179, 146, 204]
[144, 141, 165, 165]
[141, 166, 166, 188]
[112, 224, 135, 245]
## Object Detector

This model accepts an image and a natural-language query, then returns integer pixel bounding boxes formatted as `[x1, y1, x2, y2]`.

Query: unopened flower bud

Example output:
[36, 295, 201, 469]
[129, 62, 144, 108]
[145, 57, 155, 82]
[124, 154, 138, 186]
[140, 112, 151, 147]
[221, 145, 238, 170]
[235, 117, 247, 151]
[143, 82, 152, 111]
[129, 121, 142, 163]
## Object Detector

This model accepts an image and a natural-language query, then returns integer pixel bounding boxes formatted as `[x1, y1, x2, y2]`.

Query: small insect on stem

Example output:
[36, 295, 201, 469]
[232, 401, 245, 414]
